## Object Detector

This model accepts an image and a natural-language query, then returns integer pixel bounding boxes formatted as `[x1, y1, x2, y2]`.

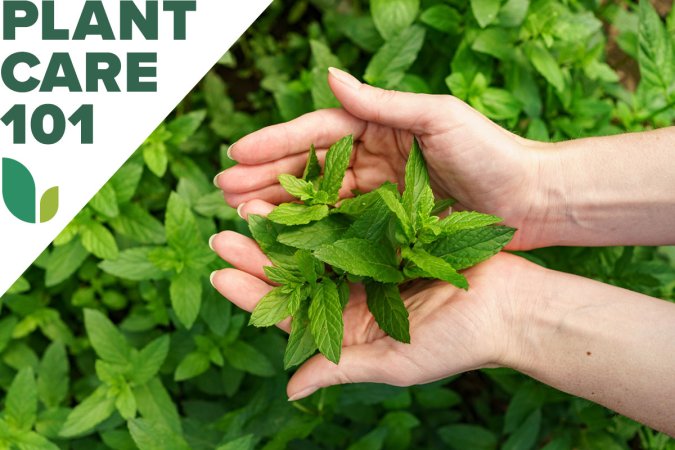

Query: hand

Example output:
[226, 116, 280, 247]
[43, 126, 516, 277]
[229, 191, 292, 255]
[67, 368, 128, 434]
[215, 68, 556, 250]
[209, 229, 538, 401]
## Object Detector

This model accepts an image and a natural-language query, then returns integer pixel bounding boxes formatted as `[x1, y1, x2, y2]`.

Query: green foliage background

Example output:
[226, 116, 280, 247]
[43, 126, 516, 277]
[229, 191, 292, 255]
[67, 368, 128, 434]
[2, 0, 675, 448]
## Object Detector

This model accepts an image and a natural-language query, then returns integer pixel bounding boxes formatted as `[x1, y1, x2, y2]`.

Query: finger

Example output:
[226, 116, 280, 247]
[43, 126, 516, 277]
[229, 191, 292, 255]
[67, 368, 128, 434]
[223, 169, 359, 208]
[328, 68, 461, 134]
[210, 230, 272, 281]
[228, 109, 367, 165]
[217, 148, 331, 194]
[238, 199, 276, 220]
[287, 340, 407, 401]
[210, 268, 290, 332]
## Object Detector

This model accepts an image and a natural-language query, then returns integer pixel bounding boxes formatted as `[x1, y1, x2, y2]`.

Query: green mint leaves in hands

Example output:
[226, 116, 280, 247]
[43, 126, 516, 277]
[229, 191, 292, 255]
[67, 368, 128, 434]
[247, 135, 516, 368]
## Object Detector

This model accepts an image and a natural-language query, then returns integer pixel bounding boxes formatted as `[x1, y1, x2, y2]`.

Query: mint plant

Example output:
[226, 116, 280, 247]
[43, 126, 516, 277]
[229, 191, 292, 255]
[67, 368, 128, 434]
[248, 135, 515, 367]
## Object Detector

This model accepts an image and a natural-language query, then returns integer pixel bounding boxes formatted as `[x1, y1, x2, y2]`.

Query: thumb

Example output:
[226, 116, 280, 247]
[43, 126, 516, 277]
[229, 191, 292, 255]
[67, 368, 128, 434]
[327, 67, 459, 134]
[287, 340, 404, 401]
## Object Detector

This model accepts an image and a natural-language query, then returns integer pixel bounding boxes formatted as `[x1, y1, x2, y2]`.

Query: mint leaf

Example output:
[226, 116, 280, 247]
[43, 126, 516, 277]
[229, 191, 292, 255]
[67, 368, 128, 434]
[439, 211, 503, 234]
[294, 250, 322, 285]
[429, 226, 515, 270]
[303, 144, 321, 182]
[314, 239, 404, 283]
[284, 305, 318, 369]
[268, 203, 329, 225]
[638, 0, 673, 90]
[170, 269, 203, 329]
[250, 287, 291, 327]
[371, 0, 420, 41]
[277, 215, 351, 250]
[378, 187, 413, 241]
[471, 0, 501, 28]
[333, 189, 381, 216]
[279, 174, 317, 201]
[225, 341, 275, 377]
[320, 135, 354, 203]
[344, 194, 393, 241]
[6, 367, 37, 432]
[431, 198, 457, 216]
[38, 342, 69, 408]
[402, 138, 435, 232]
[264, 265, 305, 285]
[80, 221, 119, 260]
[402, 247, 468, 289]
[308, 278, 343, 364]
[132, 336, 170, 385]
[364, 25, 426, 88]
[100, 247, 168, 281]
[84, 309, 131, 364]
[60, 386, 116, 438]
[365, 282, 410, 343]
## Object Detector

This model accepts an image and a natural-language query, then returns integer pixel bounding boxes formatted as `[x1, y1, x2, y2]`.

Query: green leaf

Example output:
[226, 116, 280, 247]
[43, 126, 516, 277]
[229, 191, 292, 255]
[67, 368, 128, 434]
[402, 247, 468, 289]
[295, 250, 321, 285]
[165, 192, 205, 258]
[225, 341, 275, 377]
[250, 287, 290, 327]
[314, 239, 404, 283]
[525, 41, 565, 93]
[133, 379, 181, 434]
[84, 309, 131, 364]
[2, 157, 36, 223]
[143, 140, 168, 178]
[132, 335, 170, 385]
[128, 418, 191, 450]
[216, 435, 258, 450]
[365, 282, 410, 343]
[40, 186, 59, 223]
[109, 161, 144, 204]
[344, 194, 393, 242]
[378, 188, 413, 241]
[420, 5, 461, 34]
[471, 0, 501, 28]
[472, 88, 522, 120]
[284, 305, 318, 369]
[174, 352, 210, 381]
[320, 135, 354, 203]
[438, 424, 497, 450]
[115, 383, 137, 420]
[268, 203, 329, 226]
[371, 0, 420, 40]
[498, 0, 530, 27]
[638, 0, 673, 90]
[99, 247, 167, 281]
[11, 431, 60, 450]
[365, 25, 426, 89]
[310, 40, 342, 109]
[170, 269, 202, 329]
[264, 265, 304, 285]
[279, 174, 316, 201]
[402, 138, 434, 232]
[303, 145, 321, 182]
[46, 238, 89, 287]
[60, 386, 116, 438]
[90, 183, 120, 218]
[277, 215, 351, 250]
[38, 342, 69, 408]
[167, 110, 206, 146]
[80, 222, 119, 260]
[308, 278, 343, 364]
[431, 198, 457, 216]
[6, 367, 37, 431]
[429, 226, 515, 270]
[110, 203, 166, 245]
[502, 409, 542, 450]
[472, 28, 516, 61]
[440, 211, 503, 234]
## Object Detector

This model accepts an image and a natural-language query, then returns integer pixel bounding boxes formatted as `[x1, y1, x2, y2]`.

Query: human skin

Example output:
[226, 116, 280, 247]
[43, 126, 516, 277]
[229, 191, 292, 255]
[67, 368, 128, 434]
[211, 68, 675, 435]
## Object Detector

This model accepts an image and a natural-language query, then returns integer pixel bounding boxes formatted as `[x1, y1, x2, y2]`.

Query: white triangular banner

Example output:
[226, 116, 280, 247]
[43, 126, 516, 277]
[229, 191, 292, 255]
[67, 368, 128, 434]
[0, 0, 271, 296]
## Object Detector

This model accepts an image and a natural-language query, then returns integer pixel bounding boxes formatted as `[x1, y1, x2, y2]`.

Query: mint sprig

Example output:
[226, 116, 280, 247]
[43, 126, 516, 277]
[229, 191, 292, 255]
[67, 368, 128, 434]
[248, 135, 516, 367]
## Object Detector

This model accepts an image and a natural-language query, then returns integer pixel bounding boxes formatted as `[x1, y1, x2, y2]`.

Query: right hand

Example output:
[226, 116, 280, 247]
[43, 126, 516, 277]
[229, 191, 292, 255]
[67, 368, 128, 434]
[216, 68, 557, 250]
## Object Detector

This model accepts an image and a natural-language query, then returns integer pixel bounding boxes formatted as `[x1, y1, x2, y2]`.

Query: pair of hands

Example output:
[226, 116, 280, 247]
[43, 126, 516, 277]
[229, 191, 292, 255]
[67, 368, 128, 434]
[211, 68, 561, 400]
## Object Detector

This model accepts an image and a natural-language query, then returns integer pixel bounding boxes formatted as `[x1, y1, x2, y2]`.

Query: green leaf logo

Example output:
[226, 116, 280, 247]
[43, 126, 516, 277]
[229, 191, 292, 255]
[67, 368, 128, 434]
[2, 158, 59, 224]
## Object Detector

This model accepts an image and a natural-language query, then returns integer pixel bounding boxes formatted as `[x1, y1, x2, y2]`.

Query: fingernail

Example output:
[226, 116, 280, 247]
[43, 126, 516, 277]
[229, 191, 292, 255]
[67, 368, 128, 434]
[227, 142, 237, 160]
[288, 386, 318, 402]
[213, 172, 223, 188]
[237, 203, 246, 219]
[209, 271, 218, 287]
[328, 67, 361, 89]
[208, 234, 217, 251]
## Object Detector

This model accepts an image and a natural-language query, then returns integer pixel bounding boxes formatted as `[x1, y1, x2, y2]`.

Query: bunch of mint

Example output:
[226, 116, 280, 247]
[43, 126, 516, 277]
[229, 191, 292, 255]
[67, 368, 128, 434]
[247, 135, 515, 368]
